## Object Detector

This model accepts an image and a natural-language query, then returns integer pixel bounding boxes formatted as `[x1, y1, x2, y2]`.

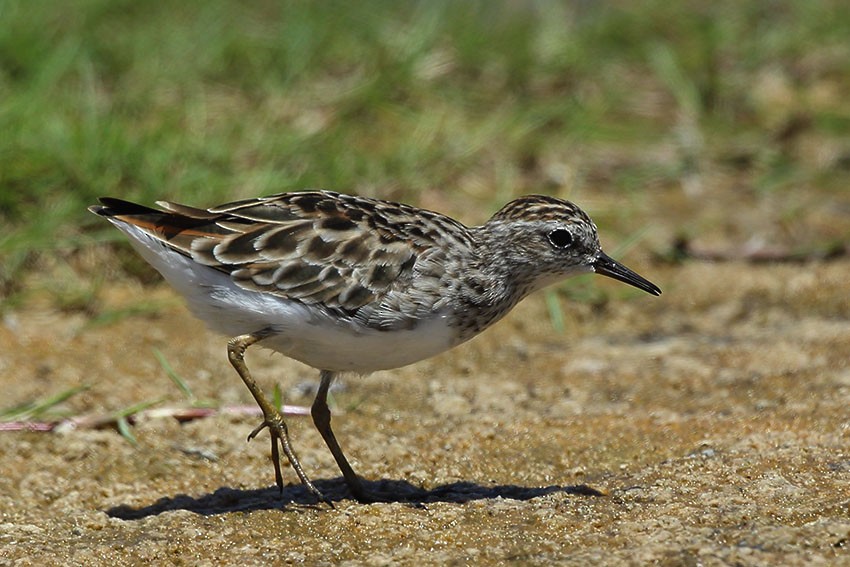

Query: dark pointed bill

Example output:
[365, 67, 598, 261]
[593, 252, 661, 296]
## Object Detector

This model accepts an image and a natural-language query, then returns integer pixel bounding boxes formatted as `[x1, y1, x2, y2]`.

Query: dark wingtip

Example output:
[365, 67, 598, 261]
[88, 197, 159, 217]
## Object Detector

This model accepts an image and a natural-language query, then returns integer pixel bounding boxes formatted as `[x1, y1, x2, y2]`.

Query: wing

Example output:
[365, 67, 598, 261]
[91, 191, 460, 315]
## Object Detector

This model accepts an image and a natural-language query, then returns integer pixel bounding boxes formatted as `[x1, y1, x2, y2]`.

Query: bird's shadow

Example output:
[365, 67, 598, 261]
[106, 478, 604, 519]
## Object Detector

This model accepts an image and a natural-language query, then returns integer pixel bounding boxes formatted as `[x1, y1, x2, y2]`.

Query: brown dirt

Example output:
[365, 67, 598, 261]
[1, 256, 849, 565]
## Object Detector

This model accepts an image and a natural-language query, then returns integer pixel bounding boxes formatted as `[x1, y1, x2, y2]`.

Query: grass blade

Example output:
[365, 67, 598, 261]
[544, 290, 565, 334]
[112, 398, 165, 445]
[272, 383, 283, 412]
[0, 385, 89, 421]
[153, 348, 194, 401]
[116, 416, 137, 446]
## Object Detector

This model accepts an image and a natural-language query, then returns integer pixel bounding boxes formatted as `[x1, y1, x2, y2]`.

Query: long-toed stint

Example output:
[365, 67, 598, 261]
[90, 191, 661, 505]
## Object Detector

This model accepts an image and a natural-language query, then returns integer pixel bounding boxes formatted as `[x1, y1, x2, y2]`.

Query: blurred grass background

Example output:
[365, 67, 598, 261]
[1, 0, 849, 311]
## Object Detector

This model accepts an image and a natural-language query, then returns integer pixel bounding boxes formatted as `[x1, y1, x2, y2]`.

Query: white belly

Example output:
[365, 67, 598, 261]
[262, 308, 456, 372]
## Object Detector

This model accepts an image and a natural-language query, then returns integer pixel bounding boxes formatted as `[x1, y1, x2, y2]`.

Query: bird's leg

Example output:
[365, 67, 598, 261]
[312, 370, 369, 502]
[227, 330, 332, 507]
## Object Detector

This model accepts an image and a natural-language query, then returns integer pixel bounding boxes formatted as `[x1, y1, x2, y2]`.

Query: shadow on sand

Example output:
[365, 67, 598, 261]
[106, 478, 604, 519]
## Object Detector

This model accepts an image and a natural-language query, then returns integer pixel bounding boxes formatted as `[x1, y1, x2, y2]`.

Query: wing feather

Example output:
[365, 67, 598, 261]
[91, 191, 462, 316]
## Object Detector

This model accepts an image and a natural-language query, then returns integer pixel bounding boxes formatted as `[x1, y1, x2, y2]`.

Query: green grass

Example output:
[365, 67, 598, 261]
[2, 0, 849, 306]
[0, 384, 89, 421]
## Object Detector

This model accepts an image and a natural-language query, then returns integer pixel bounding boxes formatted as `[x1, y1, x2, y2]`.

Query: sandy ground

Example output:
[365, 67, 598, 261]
[1, 258, 849, 565]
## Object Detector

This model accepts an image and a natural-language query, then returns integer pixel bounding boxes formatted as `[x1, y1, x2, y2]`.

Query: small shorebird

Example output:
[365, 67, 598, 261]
[90, 191, 660, 504]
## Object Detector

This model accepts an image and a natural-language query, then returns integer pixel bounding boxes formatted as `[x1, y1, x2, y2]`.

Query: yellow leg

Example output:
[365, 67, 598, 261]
[227, 330, 332, 507]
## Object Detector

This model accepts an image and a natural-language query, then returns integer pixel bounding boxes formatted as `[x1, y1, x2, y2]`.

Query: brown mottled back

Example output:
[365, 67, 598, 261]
[93, 191, 472, 314]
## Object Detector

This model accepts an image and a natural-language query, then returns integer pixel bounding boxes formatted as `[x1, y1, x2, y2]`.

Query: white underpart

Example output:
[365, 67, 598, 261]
[108, 219, 456, 373]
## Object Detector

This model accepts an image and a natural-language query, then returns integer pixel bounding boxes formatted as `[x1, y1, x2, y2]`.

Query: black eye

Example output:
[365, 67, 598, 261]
[547, 228, 573, 249]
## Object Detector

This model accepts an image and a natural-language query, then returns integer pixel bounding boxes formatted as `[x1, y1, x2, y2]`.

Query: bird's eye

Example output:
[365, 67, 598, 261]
[547, 228, 573, 249]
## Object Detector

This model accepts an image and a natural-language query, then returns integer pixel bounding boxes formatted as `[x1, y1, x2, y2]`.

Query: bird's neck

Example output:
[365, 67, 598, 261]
[445, 231, 538, 343]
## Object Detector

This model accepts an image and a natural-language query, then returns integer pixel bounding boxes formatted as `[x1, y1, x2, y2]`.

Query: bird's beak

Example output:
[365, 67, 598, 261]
[593, 252, 661, 296]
